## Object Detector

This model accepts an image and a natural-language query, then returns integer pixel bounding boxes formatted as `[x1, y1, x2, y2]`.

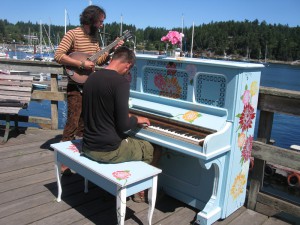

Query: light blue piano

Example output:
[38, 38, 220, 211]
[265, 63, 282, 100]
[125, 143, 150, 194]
[128, 54, 263, 225]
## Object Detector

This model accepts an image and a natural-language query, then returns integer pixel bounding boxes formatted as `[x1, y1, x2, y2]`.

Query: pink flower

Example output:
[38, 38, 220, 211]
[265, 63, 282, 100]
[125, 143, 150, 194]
[242, 90, 251, 105]
[112, 170, 131, 180]
[242, 136, 254, 162]
[154, 74, 166, 89]
[166, 62, 177, 75]
[161, 31, 184, 47]
[239, 104, 255, 132]
[67, 144, 80, 153]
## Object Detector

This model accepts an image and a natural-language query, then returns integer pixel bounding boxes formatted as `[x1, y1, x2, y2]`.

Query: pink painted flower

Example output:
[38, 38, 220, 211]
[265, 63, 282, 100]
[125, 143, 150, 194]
[239, 104, 255, 132]
[242, 90, 251, 105]
[166, 62, 177, 75]
[160, 77, 182, 99]
[154, 74, 166, 89]
[112, 170, 131, 181]
[242, 135, 253, 162]
[67, 144, 80, 153]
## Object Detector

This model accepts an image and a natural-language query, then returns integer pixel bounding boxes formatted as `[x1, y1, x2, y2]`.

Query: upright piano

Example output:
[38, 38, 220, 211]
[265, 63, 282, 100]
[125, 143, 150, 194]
[128, 54, 263, 225]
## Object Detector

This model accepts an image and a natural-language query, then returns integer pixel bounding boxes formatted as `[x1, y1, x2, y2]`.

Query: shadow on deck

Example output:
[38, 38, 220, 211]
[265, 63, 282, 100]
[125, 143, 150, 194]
[0, 128, 298, 225]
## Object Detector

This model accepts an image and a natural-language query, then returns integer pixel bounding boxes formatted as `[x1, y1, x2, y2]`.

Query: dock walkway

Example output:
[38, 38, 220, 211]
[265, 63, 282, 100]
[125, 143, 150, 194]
[0, 128, 296, 225]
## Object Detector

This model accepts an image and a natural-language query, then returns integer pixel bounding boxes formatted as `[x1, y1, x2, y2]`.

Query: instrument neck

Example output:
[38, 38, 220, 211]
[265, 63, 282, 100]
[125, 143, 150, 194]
[88, 37, 123, 62]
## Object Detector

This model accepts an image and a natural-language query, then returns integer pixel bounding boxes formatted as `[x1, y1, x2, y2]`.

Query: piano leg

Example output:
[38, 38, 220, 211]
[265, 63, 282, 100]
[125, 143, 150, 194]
[196, 154, 227, 225]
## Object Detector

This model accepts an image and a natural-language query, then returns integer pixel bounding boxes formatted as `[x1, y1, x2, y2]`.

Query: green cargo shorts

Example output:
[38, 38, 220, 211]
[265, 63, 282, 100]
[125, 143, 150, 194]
[82, 137, 154, 164]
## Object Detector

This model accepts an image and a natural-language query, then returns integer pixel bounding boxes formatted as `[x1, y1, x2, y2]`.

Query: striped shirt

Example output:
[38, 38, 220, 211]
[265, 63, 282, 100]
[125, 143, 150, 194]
[54, 27, 108, 66]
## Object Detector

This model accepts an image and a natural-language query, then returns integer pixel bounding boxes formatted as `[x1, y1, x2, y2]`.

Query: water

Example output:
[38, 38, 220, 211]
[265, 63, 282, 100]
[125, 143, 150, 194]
[7, 50, 54, 60]
[257, 63, 300, 149]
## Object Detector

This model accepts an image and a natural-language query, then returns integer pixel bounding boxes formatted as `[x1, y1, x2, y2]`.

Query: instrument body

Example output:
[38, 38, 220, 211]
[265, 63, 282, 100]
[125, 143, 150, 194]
[65, 30, 132, 84]
[127, 54, 263, 225]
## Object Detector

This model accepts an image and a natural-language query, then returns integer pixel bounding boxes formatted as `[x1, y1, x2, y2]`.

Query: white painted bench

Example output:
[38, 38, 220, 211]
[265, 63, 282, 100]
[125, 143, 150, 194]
[50, 140, 162, 225]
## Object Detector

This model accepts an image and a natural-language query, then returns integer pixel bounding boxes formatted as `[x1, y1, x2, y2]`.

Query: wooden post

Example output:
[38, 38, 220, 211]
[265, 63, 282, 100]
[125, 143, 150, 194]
[248, 110, 274, 210]
[51, 73, 59, 130]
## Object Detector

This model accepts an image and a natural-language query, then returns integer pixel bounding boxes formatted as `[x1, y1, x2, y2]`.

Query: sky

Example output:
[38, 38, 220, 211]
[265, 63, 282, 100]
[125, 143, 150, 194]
[1, 0, 300, 30]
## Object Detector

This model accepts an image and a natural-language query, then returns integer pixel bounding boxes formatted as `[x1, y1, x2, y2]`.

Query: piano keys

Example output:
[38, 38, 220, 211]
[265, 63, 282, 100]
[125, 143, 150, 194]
[128, 54, 263, 225]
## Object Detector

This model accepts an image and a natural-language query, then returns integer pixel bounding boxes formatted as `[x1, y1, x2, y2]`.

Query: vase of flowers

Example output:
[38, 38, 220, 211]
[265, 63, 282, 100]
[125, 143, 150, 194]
[161, 31, 184, 57]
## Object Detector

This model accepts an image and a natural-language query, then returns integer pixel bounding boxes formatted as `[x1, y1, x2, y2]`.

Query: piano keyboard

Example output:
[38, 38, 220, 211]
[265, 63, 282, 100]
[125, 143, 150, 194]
[144, 124, 205, 146]
[128, 109, 213, 147]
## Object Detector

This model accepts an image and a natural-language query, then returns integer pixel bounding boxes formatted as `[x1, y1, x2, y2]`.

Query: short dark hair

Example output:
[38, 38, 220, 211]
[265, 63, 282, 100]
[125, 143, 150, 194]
[112, 46, 136, 66]
[80, 5, 106, 26]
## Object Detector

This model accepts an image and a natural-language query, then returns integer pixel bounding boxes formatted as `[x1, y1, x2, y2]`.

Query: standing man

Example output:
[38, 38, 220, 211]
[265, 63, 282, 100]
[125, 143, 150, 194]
[54, 5, 123, 174]
[82, 46, 161, 203]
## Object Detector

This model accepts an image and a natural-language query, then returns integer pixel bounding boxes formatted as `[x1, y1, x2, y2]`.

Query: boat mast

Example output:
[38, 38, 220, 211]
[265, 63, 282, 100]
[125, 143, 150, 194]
[39, 20, 42, 53]
[190, 22, 194, 58]
[64, 9, 67, 34]
[181, 14, 184, 52]
[265, 43, 268, 63]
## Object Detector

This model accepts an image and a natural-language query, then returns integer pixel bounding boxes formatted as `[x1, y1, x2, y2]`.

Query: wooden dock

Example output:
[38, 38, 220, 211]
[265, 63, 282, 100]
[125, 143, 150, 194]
[0, 128, 296, 225]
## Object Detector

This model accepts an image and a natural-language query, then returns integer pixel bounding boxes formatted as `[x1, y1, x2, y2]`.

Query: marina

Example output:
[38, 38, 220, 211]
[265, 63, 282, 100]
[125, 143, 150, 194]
[3, 54, 299, 224]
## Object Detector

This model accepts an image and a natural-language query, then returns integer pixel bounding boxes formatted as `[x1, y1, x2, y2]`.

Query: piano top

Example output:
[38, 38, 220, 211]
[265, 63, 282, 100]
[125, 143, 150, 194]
[136, 54, 265, 69]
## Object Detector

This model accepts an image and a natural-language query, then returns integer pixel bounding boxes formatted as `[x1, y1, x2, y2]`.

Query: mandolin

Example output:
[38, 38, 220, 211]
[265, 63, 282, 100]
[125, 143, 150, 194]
[65, 30, 132, 84]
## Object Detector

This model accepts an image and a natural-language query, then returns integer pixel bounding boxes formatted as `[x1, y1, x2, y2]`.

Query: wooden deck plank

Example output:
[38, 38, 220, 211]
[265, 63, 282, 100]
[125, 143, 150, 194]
[228, 209, 268, 225]
[262, 217, 292, 225]
[0, 192, 106, 225]
[214, 206, 247, 225]
[0, 151, 53, 175]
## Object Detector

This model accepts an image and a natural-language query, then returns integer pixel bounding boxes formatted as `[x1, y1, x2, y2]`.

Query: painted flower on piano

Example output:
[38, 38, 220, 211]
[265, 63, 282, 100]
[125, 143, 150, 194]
[154, 74, 182, 99]
[231, 81, 259, 201]
[238, 104, 255, 132]
[241, 135, 253, 161]
[182, 110, 201, 123]
[230, 172, 246, 200]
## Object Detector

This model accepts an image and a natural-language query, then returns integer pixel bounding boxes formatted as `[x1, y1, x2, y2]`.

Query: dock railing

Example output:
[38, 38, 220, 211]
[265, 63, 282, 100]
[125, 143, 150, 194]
[1, 59, 300, 217]
[0, 58, 65, 129]
[248, 86, 300, 217]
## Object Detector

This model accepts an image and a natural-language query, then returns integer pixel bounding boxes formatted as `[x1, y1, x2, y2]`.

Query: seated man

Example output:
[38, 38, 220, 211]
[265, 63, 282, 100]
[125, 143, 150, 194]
[82, 46, 160, 203]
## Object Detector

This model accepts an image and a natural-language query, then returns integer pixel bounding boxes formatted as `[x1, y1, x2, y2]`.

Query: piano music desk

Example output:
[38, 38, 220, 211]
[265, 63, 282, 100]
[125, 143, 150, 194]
[51, 140, 162, 225]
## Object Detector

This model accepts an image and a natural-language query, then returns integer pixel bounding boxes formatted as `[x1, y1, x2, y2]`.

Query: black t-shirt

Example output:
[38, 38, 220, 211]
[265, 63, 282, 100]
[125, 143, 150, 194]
[82, 69, 137, 151]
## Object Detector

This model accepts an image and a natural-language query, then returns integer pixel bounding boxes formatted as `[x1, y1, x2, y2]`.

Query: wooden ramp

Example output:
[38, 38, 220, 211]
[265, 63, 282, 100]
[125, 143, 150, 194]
[0, 128, 296, 225]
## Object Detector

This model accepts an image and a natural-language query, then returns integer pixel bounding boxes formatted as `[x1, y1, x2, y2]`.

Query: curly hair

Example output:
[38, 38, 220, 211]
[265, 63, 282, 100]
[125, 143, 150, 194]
[80, 5, 106, 26]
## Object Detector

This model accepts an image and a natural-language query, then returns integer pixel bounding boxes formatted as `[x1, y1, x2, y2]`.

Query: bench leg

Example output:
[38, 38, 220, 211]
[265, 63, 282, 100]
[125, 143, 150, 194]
[147, 175, 158, 225]
[84, 178, 89, 193]
[1, 115, 11, 143]
[14, 114, 19, 133]
[117, 187, 127, 225]
[54, 151, 62, 202]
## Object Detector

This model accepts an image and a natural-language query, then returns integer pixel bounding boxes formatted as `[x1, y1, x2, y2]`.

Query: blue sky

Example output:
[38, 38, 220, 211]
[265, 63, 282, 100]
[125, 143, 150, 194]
[1, 0, 299, 29]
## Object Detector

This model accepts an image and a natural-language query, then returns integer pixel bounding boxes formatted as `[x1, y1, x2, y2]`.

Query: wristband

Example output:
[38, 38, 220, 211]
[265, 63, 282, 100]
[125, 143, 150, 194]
[79, 61, 85, 70]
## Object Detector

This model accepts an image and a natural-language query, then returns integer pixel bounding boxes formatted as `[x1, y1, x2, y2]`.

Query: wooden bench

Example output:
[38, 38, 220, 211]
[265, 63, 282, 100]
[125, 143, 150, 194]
[0, 74, 33, 143]
[50, 140, 162, 225]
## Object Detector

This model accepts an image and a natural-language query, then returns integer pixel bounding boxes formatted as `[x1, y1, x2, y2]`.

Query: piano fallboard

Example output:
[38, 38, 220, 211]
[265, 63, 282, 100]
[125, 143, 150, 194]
[128, 108, 232, 160]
